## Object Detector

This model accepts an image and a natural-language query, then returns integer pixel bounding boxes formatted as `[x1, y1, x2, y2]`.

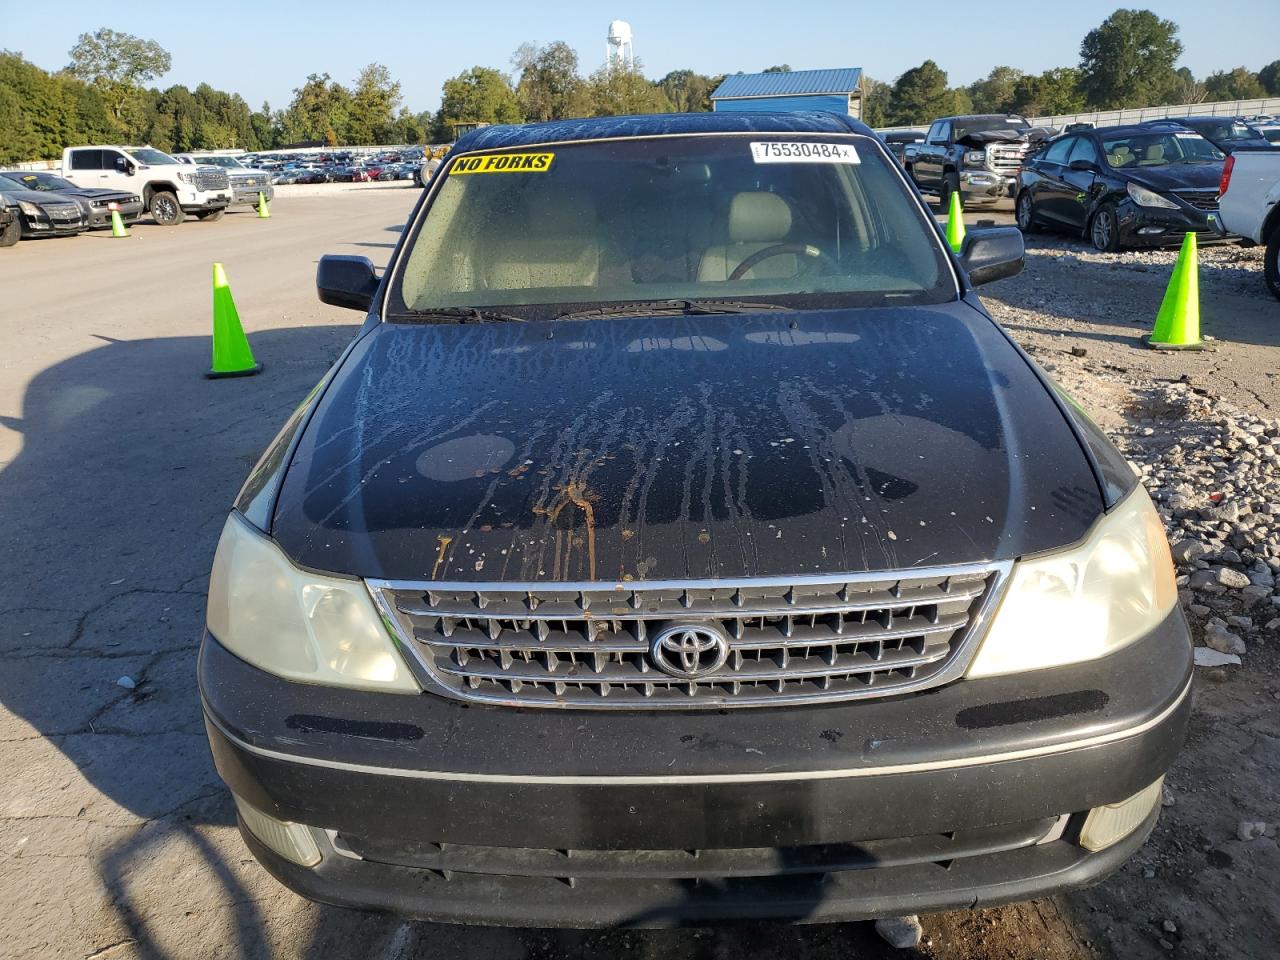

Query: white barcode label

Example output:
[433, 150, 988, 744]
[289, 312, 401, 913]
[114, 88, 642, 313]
[749, 141, 861, 164]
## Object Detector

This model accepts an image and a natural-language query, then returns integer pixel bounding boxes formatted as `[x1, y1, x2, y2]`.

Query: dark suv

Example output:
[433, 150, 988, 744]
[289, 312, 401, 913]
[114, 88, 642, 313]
[200, 111, 1190, 928]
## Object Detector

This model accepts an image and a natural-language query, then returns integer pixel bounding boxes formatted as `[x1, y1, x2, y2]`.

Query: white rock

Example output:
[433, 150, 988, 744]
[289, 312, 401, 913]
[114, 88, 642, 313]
[116, 676, 136, 690]
[1194, 647, 1241, 667]
[874, 916, 923, 949]
[1236, 821, 1267, 842]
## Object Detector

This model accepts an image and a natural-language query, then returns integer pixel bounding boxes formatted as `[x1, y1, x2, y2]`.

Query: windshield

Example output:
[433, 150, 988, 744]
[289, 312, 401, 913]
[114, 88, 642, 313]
[194, 155, 246, 169]
[953, 117, 1029, 139]
[126, 148, 178, 165]
[1261, 128, 1280, 143]
[0, 175, 25, 191]
[1, 172, 74, 191]
[1194, 120, 1259, 142]
[391, 134, 953, 319]
[1101, 132, 1224, 167]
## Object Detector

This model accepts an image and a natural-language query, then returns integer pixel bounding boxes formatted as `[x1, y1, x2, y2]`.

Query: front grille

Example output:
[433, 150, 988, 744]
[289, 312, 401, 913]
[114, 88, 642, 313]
[1172, 191, 1218, 212]
[371, 565, 1008, 709]
[988, 144, 1029, 175]
[44, 203, 81, 221]
[195, 168, 230, 191]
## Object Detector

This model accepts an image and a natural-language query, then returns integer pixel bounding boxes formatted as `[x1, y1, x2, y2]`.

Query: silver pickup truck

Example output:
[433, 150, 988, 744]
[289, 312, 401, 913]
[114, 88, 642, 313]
[175, 153, 275, 208]
[1214, 148, 1280, 299]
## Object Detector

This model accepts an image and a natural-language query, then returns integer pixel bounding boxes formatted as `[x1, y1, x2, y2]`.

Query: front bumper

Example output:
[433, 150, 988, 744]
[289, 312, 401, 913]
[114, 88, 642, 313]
[1117, 199, 1226, 247]
[180, 190, 231, 212]
[199, 608, 1192, 926]
[960, 170, 1018, 202]
[231, 182, 274, 205]
[86, 200, 145, 229]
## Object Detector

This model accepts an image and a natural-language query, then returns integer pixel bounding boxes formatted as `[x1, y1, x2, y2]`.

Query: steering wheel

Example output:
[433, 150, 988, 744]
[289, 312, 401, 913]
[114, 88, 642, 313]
[728, 243, 839, 282]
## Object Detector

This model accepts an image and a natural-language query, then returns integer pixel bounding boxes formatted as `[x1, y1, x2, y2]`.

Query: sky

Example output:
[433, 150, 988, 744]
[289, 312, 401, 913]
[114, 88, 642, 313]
[6, 0, 1279, 114]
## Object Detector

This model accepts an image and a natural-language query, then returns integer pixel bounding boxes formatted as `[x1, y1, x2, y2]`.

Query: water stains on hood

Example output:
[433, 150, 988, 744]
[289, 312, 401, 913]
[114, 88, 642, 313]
[270, 304, 1103, 583]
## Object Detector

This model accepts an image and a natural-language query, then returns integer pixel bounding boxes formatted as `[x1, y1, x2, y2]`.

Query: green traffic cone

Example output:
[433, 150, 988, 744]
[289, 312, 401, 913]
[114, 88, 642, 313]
[207, 262, 263, 378]
[109, 206, 129, 238]
[945, 191, 966, 254]
[256, 191, 270, 219]
[1148, 233, 1202, 350]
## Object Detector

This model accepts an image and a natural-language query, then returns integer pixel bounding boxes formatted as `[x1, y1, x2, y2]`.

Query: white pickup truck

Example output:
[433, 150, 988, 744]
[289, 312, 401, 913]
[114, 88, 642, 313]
[60, 145, 231, 226]
[1215, 148, 1280, 300]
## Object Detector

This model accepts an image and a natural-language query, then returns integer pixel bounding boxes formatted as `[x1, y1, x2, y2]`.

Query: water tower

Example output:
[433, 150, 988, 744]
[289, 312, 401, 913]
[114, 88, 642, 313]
[606, 20, 634, 70]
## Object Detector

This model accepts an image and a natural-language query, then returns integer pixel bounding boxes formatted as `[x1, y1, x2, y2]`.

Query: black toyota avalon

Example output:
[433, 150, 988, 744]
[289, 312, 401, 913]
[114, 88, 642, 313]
[1017, 124, 1226, 251]
[200, 112, 1190, 928]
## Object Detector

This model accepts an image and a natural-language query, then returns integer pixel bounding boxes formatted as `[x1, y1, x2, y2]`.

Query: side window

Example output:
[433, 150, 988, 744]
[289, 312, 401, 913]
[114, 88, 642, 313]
[1044, 138, 1075, 164]
[924, 122, 940, 143]
[1068, 138, 1100, 166]
[934, 122, 951, 144]
[69, 149, 103, 171]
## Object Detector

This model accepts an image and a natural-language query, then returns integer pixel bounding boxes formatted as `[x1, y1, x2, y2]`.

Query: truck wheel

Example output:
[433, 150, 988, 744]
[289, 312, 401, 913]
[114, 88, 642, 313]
[1265, 229, 1280, 302]
[196, 208, 225, 222]
[149, 191, 185, 226]
[939, 172, 961, 209]
[0, 215, 20, 247]
[1015, 192, 1040, 233]
[1089, 206, 1120, 253]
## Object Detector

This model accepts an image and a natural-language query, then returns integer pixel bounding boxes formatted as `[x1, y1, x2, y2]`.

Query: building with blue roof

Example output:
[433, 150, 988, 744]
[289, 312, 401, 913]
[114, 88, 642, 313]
[710, 68, 866, 120]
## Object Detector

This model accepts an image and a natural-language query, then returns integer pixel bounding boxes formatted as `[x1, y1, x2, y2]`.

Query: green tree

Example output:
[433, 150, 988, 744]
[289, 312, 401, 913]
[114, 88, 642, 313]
[250, 101, 281, 150]
[1203, 67, 1265, 101]
[66, 28, 171, 126]
[587, 61, 673, 116]
[281, 73, 352, 145]
[513, 42, 590, 122]
[435, 67, 522, 138]
[888, 60, 969, 125]
[1172, 67, 1207, 104]
[1259, 60, 1280, 96]
[1078, 9, 1183, 108]
[657, 69, 719, 113]
[1008, 68, 1085, 118]
[762, 64, 792, 73]
[968, 66, 1025, 114]
[347, 63, 401, 143]
[860, 77, 892, 128]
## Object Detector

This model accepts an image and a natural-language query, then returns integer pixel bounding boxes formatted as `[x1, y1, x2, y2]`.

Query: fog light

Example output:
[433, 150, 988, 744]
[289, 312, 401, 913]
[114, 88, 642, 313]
[1079, 778, 1163, 852]
[1137, 226, 1167, 235]
[233, 795, 321, 867]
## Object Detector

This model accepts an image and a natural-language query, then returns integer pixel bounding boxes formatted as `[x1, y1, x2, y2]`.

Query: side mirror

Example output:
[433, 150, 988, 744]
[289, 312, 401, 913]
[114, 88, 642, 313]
[959, 226, 1024, 287]
[1068, 159, 1097, 172]
[317, 255, 379, 312]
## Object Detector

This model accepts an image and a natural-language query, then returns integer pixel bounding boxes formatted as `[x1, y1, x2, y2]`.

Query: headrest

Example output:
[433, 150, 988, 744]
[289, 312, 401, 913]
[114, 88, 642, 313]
[1145, 143, 1165, 162]
[728, 192, 792, 244]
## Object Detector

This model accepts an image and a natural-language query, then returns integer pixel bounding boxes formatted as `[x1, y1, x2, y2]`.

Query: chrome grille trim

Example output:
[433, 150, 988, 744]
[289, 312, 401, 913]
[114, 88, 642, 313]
[195, 168, 231, 191]
[369, 563, 1011, 709]
[987, 144, 1029, 175]
[1172, 191, 1218, 212]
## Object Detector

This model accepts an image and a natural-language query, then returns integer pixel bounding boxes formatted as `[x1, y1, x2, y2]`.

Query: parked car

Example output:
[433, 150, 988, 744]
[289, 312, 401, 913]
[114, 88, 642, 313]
[0, 170, 143, 229]
[350, 166, 372, 183]
[878, 130, 926, 166]
[272, 169, 301, 186]
[200, 112, 1189, 929]
[0, 200, 19, 247]
[59, 145, 230, 225]
[174, 153, 275, 208]
[294, 168, 328, 185]
[1017, 125, 1226, 251]
[1142, 117, 1273, 154]
[1214, 148, 1280, 299]
[0, 175, 88, 238]
[907, 114, 1050, 206]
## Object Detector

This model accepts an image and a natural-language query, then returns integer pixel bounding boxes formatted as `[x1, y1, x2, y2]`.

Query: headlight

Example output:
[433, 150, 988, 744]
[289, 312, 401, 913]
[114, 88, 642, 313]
[964, 150, 987, 167]
[177, 170, 195, 184]
[967, 486, 1177, 678]
[17, 200, 41, 216]
[206, 512, 419, 693]
[1126, 182, 1178, 209]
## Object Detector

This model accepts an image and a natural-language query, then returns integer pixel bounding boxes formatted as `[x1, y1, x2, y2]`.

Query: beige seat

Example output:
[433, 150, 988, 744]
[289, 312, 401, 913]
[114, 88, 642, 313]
[483, 194, 601, 291]
[698, 192, 797, 282]
[1107, 146, 1132, 167]
[1139, 143, 1166, 165]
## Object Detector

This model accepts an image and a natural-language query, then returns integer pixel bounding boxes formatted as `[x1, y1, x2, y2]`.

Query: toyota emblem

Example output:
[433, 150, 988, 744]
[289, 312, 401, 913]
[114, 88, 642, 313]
[650, 624, 729, 680]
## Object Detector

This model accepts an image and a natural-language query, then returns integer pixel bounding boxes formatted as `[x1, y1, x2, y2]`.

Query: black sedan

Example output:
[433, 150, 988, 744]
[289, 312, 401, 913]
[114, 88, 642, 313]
[200, 112, 1189, 929]
[0, 175, 87, 238]
[0, 171, 144, 229]
[1145, 117, 1274, 153]
[1016, 125, 1225, 251]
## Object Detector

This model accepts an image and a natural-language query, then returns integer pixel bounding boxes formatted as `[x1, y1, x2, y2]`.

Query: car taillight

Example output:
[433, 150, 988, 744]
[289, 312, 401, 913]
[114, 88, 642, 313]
[1219, 154, 1234, 198]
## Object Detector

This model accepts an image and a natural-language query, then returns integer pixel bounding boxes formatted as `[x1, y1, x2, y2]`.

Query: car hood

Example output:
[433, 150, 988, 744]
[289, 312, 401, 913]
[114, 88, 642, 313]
[0, 188, 79, 205]
[58, 187, 139, 201]
[271, 304, 1104, 583]
[1125, 163, 1222, 193]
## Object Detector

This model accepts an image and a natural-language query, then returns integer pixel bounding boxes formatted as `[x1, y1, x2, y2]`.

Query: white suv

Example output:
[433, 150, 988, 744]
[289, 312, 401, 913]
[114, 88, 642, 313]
[61, 145, 231, 225]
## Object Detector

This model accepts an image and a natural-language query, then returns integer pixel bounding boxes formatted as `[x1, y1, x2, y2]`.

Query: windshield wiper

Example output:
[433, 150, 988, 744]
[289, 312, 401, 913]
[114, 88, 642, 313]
[555, 299, 793, 320]
[389, 306, 527, 324]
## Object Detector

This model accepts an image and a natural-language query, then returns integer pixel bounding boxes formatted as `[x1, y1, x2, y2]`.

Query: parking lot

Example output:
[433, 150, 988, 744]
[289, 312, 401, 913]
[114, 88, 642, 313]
[1, 188, 1278, 960]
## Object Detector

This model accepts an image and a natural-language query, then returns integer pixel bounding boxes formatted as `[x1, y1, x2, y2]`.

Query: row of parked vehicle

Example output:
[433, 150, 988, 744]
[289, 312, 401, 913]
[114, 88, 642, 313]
[241, 147, 448, 188]
[882, 113, 1279, 258]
